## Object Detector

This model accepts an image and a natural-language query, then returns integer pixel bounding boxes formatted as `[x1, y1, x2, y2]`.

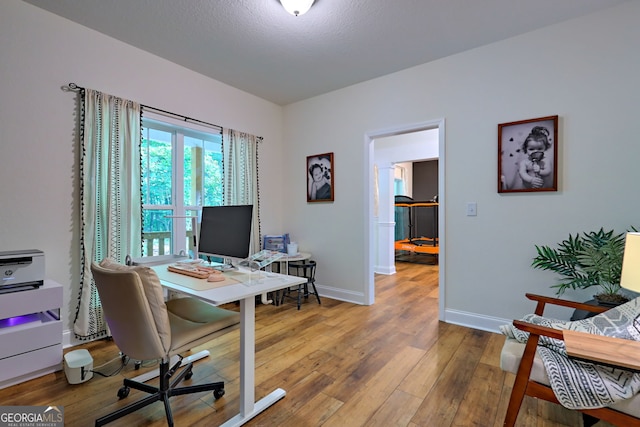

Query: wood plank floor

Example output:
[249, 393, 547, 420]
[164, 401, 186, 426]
[0, 261, 616, 426]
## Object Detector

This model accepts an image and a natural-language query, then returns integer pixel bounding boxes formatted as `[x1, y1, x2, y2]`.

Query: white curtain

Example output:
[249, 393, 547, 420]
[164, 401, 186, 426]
[222, 129, 261, 254]
[74, 88, 142, 340]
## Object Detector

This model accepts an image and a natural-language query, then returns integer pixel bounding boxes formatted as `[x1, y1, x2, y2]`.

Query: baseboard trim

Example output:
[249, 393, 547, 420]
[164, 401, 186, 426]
[374, 265, 396, 275]
[444, 308, 510, 334]
[315, 285, 367, 306]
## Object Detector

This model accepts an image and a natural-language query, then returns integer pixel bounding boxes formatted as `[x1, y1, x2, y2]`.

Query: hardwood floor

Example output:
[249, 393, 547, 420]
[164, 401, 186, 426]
[0, 261, 616, 426]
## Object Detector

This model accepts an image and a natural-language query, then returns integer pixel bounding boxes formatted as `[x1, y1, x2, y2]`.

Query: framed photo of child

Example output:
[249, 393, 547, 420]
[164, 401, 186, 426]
[498, 115, 558, 193]
[307, 152, 334, 202]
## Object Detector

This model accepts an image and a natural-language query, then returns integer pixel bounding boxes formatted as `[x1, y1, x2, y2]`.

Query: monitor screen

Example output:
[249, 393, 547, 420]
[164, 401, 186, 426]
[198, 205, 253, 262]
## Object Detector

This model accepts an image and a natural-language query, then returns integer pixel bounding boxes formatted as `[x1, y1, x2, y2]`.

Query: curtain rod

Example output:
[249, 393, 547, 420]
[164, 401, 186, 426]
[66, 82, 263, 140]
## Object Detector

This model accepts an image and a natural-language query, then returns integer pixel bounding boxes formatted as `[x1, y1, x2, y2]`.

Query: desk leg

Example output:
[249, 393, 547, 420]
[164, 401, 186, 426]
[240, 296, 255, 415]
[220, 296, 286, 427]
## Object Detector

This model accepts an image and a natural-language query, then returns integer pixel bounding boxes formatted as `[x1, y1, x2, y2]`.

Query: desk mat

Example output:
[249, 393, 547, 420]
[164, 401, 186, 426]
[153, 265, 255, 291]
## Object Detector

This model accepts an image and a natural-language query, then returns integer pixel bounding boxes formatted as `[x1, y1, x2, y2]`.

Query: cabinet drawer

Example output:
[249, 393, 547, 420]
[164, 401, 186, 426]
[0, 312, 62, 359]
[0, 280, 63, 320]
[0, 344, 62, 384]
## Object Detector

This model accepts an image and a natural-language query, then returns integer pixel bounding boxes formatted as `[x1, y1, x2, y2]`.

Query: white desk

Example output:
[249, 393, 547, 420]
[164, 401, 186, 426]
[151, 265, 305, 427]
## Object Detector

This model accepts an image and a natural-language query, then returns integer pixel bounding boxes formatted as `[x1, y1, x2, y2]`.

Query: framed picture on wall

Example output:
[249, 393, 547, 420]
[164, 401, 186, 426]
[498, 115, 558, 193]
[307, 152, 334, 202]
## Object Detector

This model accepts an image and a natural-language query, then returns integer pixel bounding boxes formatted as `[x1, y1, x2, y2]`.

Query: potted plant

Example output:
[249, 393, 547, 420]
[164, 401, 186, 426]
[532, 228, 630, 306]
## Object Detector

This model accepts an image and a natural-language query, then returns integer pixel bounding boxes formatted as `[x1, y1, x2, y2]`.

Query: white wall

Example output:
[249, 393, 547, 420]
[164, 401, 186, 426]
[283, 1, 640, 330]
[375, 129, 439, 165]
[394, 163, 413, 197]
[0, 0, 285, 340]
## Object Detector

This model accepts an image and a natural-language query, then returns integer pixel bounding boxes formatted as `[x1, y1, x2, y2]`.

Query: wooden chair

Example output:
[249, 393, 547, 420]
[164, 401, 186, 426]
[501, 293, 640, 427]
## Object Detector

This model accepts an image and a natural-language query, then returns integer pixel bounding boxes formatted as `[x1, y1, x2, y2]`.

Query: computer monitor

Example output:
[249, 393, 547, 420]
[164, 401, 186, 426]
[198, 205, 253, 268]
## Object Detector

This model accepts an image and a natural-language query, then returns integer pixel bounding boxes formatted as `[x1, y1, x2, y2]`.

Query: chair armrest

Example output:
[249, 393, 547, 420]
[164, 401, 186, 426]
[513, 319, 565, 340]
[525, 293, 610, 316]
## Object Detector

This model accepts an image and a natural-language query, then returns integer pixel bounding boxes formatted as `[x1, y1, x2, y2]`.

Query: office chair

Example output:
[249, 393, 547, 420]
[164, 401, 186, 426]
[280, 260, 321, 310]
[90, 258, 240, 427]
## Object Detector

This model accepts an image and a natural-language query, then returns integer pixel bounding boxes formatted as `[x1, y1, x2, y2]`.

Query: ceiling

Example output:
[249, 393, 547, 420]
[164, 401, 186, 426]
[23, 0, 627, 105]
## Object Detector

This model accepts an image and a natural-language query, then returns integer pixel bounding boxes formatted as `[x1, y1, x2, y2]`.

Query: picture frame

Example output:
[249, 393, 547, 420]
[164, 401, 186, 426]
[307, 152, 334, 202]
[498, 115, 558, 193]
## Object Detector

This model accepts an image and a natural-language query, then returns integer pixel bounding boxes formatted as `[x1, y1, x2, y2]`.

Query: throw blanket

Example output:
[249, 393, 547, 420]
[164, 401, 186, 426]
[500, 297, 640, 409]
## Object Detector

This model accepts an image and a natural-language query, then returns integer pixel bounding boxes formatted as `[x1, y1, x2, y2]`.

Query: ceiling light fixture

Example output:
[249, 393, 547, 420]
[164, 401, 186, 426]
[279, 0, 315, 16]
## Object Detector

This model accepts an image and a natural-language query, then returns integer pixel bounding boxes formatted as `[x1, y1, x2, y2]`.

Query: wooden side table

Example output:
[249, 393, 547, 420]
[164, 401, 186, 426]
[564, 329, 640, 372]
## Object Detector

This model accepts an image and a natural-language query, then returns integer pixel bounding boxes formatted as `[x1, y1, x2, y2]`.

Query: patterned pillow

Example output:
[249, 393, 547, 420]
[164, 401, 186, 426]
[627, 314, 640, 341]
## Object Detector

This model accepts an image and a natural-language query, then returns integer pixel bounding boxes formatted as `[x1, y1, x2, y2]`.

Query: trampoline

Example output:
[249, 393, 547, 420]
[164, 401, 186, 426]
[394, 196, 439, 256]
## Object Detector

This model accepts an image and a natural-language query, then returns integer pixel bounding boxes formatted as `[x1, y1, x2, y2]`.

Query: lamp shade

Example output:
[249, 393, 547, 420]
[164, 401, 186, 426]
[280, 0, 315, 16]
[621, 232, 640, 293]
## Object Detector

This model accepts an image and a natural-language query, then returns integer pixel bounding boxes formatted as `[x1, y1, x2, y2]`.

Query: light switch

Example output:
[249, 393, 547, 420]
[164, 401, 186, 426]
[466, 202, 477, 216]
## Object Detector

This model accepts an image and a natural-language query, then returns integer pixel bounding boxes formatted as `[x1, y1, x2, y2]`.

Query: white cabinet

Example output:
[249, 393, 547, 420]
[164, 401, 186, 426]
[0, 280, 63, 389]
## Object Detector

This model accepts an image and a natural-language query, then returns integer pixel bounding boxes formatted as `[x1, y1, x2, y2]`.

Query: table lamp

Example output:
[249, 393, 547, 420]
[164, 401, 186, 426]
[621, 232, 640, 294]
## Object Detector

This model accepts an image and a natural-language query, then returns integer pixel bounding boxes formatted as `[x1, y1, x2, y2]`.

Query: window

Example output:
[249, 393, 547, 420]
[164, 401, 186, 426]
[141, 113, 223, 257]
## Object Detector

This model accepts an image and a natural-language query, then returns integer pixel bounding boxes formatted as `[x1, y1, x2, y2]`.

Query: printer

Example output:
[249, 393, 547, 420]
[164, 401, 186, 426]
[0, 249, 45, 293]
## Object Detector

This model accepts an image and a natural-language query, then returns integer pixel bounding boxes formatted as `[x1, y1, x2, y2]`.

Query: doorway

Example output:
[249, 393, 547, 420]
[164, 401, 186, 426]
[365, 119, 445, 321]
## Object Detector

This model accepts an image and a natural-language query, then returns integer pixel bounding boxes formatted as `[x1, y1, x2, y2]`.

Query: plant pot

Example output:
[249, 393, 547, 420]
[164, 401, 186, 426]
[570, 295, 629, 321]
[593, 293, 630, 307]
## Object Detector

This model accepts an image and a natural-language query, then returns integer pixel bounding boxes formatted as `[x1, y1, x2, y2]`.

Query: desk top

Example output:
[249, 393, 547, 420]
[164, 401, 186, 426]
[564, 329, 640, 372]
[279, 252, 311, 262]
[152, 263, 305, 305]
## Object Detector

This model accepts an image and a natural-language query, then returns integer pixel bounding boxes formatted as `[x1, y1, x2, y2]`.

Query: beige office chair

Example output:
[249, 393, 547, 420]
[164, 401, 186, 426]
[90, 258, 240, 427]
